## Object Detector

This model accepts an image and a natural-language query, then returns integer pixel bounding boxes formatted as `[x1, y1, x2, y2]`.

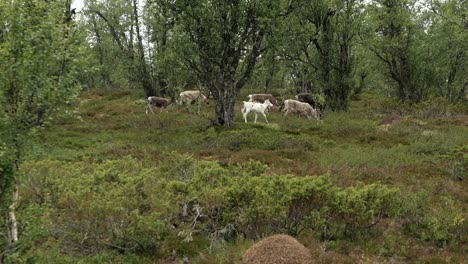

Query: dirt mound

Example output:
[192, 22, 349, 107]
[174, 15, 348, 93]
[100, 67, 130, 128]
[241, 234, 313, 264]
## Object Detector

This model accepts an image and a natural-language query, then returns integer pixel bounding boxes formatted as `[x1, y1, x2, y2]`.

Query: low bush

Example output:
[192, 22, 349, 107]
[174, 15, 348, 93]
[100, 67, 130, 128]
[408, 129, 468, 156]
[438, 145, 467, 181]
[19, 158, 167, 259]
[410, 97, 468, 118]
[17, 154, 404, 261]
[401, 190, 466, 247]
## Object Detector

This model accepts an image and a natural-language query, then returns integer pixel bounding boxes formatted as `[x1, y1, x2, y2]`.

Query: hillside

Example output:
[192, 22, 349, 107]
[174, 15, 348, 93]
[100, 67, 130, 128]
[13, 90, 468, 263]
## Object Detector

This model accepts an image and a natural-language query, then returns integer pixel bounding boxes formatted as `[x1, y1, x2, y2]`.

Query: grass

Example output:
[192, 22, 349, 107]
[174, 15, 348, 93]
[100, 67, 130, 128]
[23, 89, 468, 263]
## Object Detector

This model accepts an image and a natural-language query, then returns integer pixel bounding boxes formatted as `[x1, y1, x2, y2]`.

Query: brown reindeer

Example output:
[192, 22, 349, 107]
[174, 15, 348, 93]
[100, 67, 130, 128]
[146, 96, 174, 114]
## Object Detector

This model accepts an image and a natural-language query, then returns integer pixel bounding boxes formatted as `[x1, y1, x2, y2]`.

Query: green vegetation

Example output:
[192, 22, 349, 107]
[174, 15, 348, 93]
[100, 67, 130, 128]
[1, 90, 465, 263]
[0, 0, 87, 249]
[1, 0, 467, 262]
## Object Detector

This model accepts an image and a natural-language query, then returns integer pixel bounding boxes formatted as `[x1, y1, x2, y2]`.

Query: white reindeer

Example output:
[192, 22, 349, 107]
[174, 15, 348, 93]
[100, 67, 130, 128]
[241, 99, 273, 123]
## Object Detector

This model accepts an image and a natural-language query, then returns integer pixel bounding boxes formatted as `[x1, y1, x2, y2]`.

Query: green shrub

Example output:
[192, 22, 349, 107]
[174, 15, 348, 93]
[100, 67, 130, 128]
[19, 158, 167, 257]
[402, 190, 466, 247]
[438, 145, 468, 181]
[408, 129, 468, 156]
[183, 159, 402, 240]
[154, 151, 197, 182]
[328, 183, 402, 237]
[411, 97, 468, 118]
[17, 154, 404, 260]
[240, 159, 269, 176]
[222, 174, 334, 237]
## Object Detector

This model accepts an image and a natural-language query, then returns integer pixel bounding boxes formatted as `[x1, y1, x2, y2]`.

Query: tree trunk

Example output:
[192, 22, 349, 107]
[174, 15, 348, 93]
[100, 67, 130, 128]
[8, 186, 18, 244]
[7, 139, 22, 245]
[212, 86, 238, 126]
[90, 13, 113, 89]
[313, 12, 334, 109]
[156, 4, 171, 96]
[264, 52, 277, 92]
[132, 0, 156, 97]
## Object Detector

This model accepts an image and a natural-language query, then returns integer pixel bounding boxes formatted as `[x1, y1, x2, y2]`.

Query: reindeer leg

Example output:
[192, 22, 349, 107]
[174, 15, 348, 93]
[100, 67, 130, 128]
[147, 104, 155, 114]
[262, 112, 269, 123]
[198, 98, 201, 116]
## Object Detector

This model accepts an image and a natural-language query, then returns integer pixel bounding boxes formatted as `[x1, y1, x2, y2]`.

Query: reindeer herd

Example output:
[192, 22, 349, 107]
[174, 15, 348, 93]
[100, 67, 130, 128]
[146, 90, 323, 123]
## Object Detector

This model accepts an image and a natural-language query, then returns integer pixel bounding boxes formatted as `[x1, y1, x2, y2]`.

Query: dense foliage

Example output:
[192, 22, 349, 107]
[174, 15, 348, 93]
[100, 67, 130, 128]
[13, 156, 401, 259]
[77, 0, 466, 118]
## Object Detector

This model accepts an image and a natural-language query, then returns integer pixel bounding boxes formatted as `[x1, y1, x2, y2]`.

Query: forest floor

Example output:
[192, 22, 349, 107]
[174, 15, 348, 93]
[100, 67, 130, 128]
[20, 89, 468, 263]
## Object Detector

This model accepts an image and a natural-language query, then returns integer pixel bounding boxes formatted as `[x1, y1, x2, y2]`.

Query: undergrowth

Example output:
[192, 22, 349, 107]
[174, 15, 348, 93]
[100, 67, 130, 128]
[7, 90, 466, 263]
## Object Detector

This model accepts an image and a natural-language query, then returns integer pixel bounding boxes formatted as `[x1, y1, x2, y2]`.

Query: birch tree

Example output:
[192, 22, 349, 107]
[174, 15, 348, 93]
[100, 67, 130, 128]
[0, 0, 86, 247]
[173, 0, 284, 126]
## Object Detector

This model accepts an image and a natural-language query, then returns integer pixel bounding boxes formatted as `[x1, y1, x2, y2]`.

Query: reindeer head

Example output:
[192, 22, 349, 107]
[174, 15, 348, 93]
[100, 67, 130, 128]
[202, 94, 209, 104]
[264, 99, 273, 110]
